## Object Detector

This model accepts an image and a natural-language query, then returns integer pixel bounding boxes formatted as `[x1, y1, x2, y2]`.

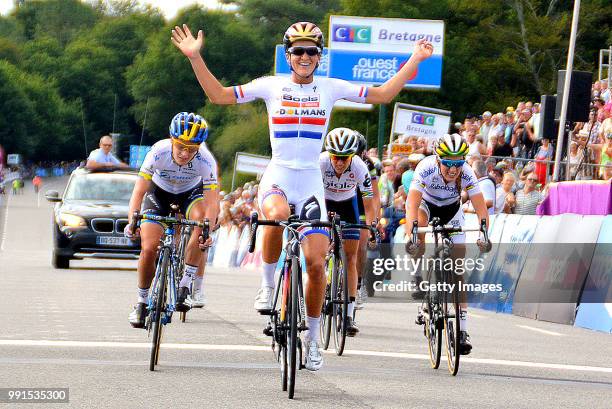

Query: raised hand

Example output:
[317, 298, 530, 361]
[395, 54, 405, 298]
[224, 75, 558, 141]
[171, 24, 204, 60]
[412, 39, 433, 62]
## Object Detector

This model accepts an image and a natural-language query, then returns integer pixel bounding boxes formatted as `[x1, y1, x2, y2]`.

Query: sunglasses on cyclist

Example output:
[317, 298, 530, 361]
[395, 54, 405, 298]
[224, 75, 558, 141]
[288, 46, 321, 57]
[439, 158, 465, 168]
[330, 154, 354, 162]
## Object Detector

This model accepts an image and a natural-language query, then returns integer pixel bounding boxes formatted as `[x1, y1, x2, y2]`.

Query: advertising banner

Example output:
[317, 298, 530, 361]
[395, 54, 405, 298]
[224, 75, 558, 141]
[328, 16, 444, 89]
[235, 152, 270, 175]
[389, 104, 451, 148]
[129, 145, 151, 168]
[575, 217, 612, 332]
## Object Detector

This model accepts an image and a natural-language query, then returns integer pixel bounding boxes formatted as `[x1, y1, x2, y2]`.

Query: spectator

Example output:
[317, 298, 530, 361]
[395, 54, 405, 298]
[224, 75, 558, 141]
[487, 113, 503, 140]
[416, 136, 430, 155]
[568, 141, 581, 180]
[503, 111, 515, 144]
[527, 103, 541, 142]
[86, 135, 128, 170]
[495, 172, 516, 214]
[485, 157, 497, 173]
[533, 137, 553, 185]
[400, 154, 424, 194]
[600, 80, 610, 103]
[479, 111, 493, 140]
[486, 135, 497, 156]
[463, 160, 495, 215]
[379, 159, 397, 208]
[489, 166, 504, 186]
[508, 171, 542, 215]
[466, 131, 486, 159]
[493, 132, 513, 157]
[32, 175, 42, 193]
[573, 130, 596, 180]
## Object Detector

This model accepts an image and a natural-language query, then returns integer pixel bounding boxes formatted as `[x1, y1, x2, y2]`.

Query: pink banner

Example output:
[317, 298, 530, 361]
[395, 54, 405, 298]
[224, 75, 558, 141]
[537, 181, 612, 216]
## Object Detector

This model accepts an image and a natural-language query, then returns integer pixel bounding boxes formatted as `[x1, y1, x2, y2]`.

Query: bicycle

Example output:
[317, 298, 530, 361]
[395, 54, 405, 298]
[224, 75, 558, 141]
[248, 211, 332, 399]
[320, 216, 378, 356]
[409, 217, 489, 376]
[130, 208, 210, 371]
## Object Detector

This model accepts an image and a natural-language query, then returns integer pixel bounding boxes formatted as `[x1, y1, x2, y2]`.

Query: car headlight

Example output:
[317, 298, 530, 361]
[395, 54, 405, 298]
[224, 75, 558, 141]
[58, 213, 87, 228]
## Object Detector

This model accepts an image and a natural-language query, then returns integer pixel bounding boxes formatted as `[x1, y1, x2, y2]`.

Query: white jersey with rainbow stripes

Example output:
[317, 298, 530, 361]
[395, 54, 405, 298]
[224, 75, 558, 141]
[234, 76, 369, 170]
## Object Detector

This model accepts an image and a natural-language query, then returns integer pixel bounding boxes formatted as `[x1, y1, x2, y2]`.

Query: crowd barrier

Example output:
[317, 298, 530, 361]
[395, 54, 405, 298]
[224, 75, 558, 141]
[207, 224, 263, 270]
[208, 212, 611, 333]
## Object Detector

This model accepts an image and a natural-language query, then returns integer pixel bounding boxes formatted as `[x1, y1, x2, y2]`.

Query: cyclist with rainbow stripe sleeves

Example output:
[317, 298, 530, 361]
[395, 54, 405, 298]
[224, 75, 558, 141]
[126, 112, 220, 328]
[172, 21, 433, 371]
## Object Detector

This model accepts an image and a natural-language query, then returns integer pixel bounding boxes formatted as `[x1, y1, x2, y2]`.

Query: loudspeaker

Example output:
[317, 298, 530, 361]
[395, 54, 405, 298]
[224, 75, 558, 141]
[539, 95, 559, 140]
[555, 70, 592, 122]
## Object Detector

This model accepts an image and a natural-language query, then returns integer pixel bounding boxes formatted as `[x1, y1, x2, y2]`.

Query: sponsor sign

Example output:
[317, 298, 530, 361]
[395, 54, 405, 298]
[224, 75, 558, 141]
[328, 15, 444, 88]
[7, 154, 21, 165]
[235, 152, 270, 175]
[129, 145, 151, 168]
[390, 144, 413, 156]
[390, 103, 451, 148]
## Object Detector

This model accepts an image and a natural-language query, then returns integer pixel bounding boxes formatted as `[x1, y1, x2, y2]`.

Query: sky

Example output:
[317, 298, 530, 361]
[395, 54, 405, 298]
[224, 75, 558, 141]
[0, 1, 234, 19]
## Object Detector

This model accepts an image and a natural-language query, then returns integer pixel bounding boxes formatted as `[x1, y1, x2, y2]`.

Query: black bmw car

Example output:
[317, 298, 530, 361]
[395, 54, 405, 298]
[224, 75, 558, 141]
[46, 168, 141, 268]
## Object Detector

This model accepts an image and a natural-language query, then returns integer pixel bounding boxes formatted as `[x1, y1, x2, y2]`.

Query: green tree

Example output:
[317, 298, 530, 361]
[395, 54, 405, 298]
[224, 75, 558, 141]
[0, 61, 78, 160]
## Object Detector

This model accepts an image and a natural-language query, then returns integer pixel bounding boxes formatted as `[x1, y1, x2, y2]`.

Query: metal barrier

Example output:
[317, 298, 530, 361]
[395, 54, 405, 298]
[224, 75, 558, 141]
[483, 155, 607, 183]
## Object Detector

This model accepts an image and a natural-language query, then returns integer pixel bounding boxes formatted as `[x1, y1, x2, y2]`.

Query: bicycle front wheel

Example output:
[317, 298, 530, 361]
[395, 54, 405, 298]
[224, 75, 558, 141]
[287, 256, 300, 399]
[333, 247, 348, 356]
[150, 247, 170, 371]
[443, 271, 460, 375]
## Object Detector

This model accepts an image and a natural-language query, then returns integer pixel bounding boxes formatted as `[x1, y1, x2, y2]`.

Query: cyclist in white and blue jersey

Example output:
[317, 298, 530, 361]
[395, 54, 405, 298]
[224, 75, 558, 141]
[406, 133, 490, 355]
[172, 21, 433, 371]
[320, 128, 376, 336]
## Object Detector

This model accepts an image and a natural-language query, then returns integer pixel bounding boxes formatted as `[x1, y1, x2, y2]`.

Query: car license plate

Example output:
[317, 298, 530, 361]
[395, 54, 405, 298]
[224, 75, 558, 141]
[97, 236, 132, 246]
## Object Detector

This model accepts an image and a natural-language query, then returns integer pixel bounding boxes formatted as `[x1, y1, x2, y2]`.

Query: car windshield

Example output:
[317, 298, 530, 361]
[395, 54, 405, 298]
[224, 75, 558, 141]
[64, 173, 136, 202]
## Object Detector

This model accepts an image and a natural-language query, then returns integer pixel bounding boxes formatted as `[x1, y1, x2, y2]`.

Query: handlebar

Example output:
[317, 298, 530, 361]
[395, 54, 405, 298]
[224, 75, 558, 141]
[410, 217, 490, 249]
[131, 210, 210, 249]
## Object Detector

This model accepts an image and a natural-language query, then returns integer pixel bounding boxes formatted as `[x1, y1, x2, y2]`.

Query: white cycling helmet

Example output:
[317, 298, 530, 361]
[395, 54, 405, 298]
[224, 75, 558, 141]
[434, 133, 469, 158]
[325, 128, 359, 156]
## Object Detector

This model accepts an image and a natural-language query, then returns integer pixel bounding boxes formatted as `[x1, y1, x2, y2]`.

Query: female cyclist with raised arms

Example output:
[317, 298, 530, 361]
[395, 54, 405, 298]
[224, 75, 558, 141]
[172, 22, 433, 371]
[406, 133, 489, 355]
[320, 128, 376, 336]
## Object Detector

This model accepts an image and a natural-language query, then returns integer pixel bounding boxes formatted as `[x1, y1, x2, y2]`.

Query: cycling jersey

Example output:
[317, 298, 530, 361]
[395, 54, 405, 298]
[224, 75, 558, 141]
[410, 155, 480, 207]
[234, 76, 369, 170]
[138, 139, 218, 194]
[320, 152, 373, 202]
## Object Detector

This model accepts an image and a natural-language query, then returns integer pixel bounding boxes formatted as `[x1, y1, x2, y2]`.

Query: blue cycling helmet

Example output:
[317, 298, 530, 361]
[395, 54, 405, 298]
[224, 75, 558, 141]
[169, 112, 209, 144]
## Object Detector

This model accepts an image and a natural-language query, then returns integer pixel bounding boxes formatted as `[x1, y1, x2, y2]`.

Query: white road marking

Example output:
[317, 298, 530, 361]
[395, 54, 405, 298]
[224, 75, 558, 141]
[1, 339, 611, 374]
[516, 325, 562, 336]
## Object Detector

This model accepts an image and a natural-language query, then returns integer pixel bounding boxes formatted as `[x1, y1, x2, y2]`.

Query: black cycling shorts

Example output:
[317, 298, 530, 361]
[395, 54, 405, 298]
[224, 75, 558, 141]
[141, 183, 204, 225]
[326, 196, 361, 240]
[419, 199, 461, 226]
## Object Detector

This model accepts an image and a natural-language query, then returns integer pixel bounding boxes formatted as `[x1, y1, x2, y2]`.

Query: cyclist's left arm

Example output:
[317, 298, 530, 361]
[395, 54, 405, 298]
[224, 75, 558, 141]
[365, 39, 433, 104]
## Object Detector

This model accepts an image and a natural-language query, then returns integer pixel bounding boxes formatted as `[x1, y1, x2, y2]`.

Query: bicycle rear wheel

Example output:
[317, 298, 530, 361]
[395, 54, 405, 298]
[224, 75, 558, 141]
[443, 271, 460, 375]
[333, 246, 348, 356]
[320, 255, 333, 350]
[287, 256, 300, 399]
[150, 248, 169, 371]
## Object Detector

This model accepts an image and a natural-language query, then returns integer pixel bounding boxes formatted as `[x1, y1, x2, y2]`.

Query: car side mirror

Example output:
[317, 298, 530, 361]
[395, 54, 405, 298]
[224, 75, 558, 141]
[45, 190, 62, 203]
